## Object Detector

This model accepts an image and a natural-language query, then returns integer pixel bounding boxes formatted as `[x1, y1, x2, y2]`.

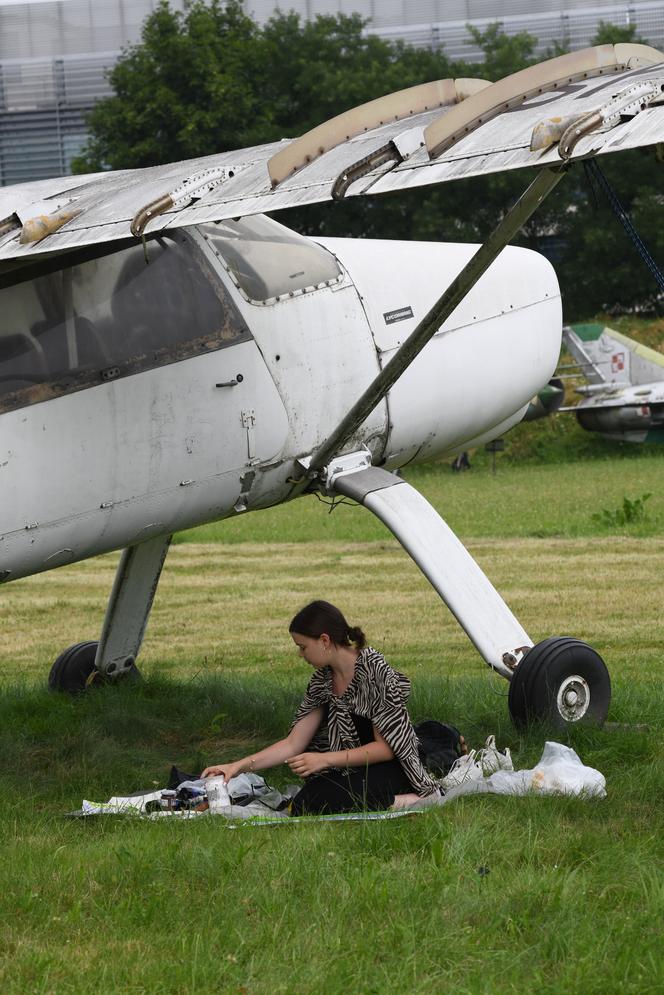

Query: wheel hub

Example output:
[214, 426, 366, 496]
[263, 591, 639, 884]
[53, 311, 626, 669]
[508, 637, 611, 729]
[556, 675, 590, 722]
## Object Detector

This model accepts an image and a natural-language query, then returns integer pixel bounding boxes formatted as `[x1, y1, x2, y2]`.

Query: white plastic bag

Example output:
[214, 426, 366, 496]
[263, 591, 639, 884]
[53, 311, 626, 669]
[438, 741, 606, 804]
[526, 741, 606, 797]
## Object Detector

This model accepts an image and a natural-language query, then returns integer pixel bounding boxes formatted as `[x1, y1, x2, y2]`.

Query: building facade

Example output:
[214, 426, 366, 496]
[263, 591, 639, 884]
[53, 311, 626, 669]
[1, 0, 662, 186]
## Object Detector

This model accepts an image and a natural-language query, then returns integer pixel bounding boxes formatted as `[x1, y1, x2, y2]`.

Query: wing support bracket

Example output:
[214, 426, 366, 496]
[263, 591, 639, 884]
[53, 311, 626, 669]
[267, 77, 491, 188]
[558, 78, 664, 159]
[332, 141, 403, 200]
[130, 165, 240, 237]
[424, 43, 664, 159]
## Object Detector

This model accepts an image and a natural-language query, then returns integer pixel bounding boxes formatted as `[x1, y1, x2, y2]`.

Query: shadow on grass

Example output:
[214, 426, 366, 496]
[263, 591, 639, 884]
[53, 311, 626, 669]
[0, 673, 296, 803]
[2, 671, 661, 808]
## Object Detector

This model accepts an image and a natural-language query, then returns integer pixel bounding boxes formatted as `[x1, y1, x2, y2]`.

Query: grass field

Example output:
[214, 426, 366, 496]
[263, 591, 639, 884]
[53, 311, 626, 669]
[2, 452, 664, 993]
[177, 450, 664, 543]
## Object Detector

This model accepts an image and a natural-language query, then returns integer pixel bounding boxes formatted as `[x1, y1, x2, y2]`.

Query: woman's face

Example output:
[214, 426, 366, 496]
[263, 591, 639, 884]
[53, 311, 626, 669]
[291, 631, 330, 669]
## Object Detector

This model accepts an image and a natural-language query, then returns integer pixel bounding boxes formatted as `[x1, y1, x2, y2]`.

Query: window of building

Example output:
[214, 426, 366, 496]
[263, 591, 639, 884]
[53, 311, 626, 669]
[0, 230, 249, 413]
[201, 214, 342, 303]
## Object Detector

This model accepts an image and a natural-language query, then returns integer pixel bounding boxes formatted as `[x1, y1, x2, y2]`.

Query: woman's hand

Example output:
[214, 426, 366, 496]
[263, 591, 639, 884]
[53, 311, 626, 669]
[200, 760, 246, 782]
[287, 752, 330, 778]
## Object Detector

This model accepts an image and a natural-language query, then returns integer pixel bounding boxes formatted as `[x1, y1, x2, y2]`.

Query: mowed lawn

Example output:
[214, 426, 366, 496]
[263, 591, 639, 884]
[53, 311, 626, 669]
[1, 454, 664, 993]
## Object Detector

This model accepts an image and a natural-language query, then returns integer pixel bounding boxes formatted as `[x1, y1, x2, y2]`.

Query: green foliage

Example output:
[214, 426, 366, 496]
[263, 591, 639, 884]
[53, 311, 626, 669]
[592, 20, 646, 46]
[592, 492, 652, 528]
[464, 21, 537, 80]
[553, 149, 664, 318]
[73, 0, 454, 172]
[73, 0, 270, 169]
[501, 405, 611, 465]
[501, 403, 664, 466]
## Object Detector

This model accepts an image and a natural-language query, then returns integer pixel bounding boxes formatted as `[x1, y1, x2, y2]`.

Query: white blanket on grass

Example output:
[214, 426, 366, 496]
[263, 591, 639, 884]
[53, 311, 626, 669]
[75, 741, 605, 823]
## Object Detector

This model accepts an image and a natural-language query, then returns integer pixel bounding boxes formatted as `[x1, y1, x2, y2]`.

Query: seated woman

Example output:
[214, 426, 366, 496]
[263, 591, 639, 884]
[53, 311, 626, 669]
[201, 600, 450, 814]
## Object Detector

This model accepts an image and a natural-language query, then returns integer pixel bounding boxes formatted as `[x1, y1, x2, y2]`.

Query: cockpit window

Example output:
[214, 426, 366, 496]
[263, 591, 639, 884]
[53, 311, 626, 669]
[201, 214, 342, 302]
[0, 231, 249, 413]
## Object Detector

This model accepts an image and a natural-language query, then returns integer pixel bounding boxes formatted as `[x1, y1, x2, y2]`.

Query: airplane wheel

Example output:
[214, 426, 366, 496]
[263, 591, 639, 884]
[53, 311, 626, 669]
[508, 637, 610, 730]
[48, 641, 141, 693]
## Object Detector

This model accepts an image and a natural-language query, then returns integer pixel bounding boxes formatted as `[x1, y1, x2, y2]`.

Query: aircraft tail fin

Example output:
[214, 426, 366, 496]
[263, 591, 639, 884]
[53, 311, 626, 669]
[563, 323, 664, 387]
[563, 325, 607, 384]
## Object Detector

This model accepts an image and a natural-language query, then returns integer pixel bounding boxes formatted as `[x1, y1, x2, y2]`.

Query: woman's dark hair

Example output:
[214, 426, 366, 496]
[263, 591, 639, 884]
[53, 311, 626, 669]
[289, 600, 366, 650]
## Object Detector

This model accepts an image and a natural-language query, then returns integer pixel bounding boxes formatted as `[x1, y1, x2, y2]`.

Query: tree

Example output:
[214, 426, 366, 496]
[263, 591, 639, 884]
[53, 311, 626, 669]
[73, 1, 454, 172]
[258, 11, 454, 138]
[550, 21, 664, 316]
[73, 1, 271, 170]
[593, 20, 646, 46]
[462, 22, 538, 81]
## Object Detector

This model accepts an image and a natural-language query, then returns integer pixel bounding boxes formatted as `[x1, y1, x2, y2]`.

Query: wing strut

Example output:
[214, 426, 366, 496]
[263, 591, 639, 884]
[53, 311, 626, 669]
[307, 165, 566, 478]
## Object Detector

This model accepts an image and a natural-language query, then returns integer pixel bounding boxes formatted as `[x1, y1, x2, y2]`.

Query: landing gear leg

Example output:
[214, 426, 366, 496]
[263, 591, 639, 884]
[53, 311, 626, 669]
[328, 457, 610, 729]
[330, 458, 529, 680]
[48, 534, 172, 692]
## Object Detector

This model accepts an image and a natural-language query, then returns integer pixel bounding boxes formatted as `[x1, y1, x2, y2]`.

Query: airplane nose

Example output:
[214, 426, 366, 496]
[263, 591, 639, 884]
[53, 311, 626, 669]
[314, 234, 561, 466]
[353, 242, 560, 465]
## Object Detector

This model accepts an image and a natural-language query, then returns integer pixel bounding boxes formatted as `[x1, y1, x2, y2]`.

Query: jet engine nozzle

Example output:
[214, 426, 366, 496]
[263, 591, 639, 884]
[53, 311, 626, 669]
[523, 377, 565, 422]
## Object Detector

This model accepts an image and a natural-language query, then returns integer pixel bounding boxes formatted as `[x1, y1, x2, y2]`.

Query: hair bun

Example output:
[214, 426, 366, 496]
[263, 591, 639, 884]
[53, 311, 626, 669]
[347, 625, 366, 649]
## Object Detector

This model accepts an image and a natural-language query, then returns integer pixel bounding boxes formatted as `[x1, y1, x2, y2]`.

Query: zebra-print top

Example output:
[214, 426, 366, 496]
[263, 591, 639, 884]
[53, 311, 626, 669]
[291, 646, 441, 797]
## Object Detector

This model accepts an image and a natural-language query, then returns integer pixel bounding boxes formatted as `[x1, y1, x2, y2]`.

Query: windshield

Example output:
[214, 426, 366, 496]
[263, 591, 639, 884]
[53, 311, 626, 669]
[201, 214, 341, 302]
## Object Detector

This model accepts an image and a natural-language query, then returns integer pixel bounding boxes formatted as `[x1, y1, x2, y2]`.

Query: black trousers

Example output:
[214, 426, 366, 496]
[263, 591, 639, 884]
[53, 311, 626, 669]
[290, 760, 413, 816]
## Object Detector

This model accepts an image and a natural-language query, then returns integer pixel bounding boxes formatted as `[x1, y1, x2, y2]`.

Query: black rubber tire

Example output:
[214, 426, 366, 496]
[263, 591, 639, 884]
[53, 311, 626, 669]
[48, 641, 100, 693]
[508, 636, 611, 730]
[48, 641, 142, 693]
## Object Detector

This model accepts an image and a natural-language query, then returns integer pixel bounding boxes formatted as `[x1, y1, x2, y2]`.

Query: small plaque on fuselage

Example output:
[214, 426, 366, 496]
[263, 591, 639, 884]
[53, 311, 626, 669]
[383, 306, 414, 325]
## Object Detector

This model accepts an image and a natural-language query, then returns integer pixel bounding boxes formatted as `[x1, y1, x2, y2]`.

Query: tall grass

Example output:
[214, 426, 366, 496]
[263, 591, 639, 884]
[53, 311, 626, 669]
[2, 455, 664, 992]
[1, 672, 663, 993]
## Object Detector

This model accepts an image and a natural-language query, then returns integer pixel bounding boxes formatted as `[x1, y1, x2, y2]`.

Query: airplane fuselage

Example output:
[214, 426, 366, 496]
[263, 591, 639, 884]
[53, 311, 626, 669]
[1, 217, 561, 584]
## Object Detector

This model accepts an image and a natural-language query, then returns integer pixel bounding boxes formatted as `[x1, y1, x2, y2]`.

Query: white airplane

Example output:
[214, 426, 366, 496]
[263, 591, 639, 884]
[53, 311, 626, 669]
[3, 43, 664, 728]
[563, 323, 664, 442]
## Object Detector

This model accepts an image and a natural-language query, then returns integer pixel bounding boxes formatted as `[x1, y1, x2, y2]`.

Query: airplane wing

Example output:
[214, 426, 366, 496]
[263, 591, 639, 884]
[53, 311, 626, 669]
[1, 43, 664, 272]
[568, 383, 664, 409]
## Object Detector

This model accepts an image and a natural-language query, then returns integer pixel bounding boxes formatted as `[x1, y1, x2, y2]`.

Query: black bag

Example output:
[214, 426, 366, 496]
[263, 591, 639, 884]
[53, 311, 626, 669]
[415, 720, 464, 776]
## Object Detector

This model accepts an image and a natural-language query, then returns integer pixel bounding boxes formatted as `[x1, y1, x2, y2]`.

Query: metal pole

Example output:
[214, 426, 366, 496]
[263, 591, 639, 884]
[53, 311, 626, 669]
[308, 166, 566, 477]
